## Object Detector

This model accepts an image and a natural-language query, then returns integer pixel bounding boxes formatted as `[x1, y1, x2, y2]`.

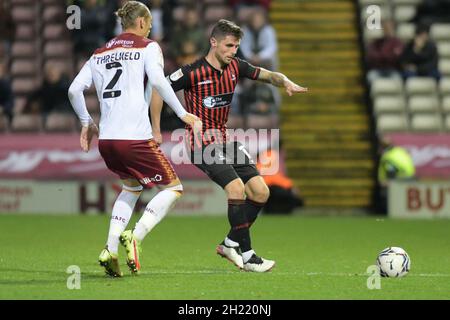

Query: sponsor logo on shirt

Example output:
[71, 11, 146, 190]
[198, 80, 213, 85]
[140, 174, 163, 185]
[202, 93, 233, 108]
[105, 39, 135, 49]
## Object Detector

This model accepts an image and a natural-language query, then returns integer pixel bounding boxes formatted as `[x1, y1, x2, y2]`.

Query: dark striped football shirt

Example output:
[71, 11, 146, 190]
[168, 57, 260, 149]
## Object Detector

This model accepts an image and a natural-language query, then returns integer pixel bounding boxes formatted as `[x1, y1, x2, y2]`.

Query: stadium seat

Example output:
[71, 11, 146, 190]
[44, 112, 77, 132]
[396, 23, 415, 42]
[13, 97, 27, 114]
[394, 6, 416, 23]
[391, 0, 422, 5]
[376, 114, 409, 133]
[439, 59, 450, 76]
[439, 78, 450, 95]
[0, 114, 9, 133]
[10, 59, 36, 77]
[42, 6, 64, 22]
[43, 41, 72, 58]
[408, 95, 440, 113]
[373, 96, 406, 114]
[43, 24, 66, 40]
[445, 114, 450, 131]
[11, 41, 37, 58]
[11, 6, 35, 22]
[405, 77, 437, 95]
[204, 6, 233, 24]
[10, 59, 37, 77]
[437, 42, 450, 59]
[371, 78, 403, 97]
[10, 114, 43, 133]
[11, 78, 36, 95]
[410, 114, 443, 132]
[11, 0, 35, 4]
[359, 0, 389, 6]
[430, 24, 450, 41]
[441, 96, 450, 113]
[15, 24, 34, 40]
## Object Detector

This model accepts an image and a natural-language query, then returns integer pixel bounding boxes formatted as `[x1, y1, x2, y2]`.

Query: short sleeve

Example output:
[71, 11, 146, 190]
[166, 65, 191, 92]
[237, 57, 260, 80]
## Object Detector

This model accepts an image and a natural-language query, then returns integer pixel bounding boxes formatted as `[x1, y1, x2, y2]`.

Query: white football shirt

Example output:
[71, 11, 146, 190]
[69, 33, 187, 140]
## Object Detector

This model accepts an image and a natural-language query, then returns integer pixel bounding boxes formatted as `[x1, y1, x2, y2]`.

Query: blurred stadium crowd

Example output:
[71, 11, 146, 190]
[360, 0, 450, 134]
[0, 0, 280, 134]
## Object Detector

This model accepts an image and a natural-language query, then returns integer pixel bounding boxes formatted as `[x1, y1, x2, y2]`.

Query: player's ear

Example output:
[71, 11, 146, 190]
[136, 17, 143, 30]
[210, 37, 217, 48]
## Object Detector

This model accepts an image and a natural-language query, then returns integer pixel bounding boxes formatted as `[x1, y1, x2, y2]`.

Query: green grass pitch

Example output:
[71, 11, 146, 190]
[0, 214, 450, 299]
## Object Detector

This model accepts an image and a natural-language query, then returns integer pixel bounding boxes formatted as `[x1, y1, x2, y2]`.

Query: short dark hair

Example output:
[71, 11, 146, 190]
[210, 19, 243, 40]
[416, 23, 430, 35]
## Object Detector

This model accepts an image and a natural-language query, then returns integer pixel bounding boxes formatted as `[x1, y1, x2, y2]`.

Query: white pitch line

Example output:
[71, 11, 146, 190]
[121, 270, 450, 278]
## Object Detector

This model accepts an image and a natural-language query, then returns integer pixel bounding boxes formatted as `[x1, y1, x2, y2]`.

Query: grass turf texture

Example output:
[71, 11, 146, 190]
[0, 214, 449, 299]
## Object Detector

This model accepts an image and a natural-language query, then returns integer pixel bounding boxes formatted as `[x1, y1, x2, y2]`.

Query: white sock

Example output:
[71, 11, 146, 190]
[242, 250, 256, 263]
[107, 185, 142, 254]
[224, 237, 239, 247]
[133, 185, 183, 242]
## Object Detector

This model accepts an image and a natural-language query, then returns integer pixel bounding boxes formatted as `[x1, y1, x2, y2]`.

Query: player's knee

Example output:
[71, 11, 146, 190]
[225, 180, 246, 200]
[164, 183, 184, 198]
[123, 184, 144, 195]
[253, 184, 270, 203]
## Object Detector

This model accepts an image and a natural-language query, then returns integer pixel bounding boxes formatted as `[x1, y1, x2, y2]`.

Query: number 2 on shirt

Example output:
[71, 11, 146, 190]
[103, 62, 122, 99]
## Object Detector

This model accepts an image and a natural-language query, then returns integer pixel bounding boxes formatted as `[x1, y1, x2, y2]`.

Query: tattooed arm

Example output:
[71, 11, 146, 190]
[257, 68, 308, 96]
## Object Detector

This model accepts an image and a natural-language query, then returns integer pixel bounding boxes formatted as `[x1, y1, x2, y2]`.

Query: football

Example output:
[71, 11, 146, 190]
[376, 247, 411, 278]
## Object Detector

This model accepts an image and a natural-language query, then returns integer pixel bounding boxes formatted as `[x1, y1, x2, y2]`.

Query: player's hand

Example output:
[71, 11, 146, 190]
[285, 80, 308, 96]
[181, 113, 202, 133]
[80, 123, 99, 152]
[153, 130, 163, 145]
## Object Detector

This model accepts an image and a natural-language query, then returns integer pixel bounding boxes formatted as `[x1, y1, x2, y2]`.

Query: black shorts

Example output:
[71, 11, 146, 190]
[190, 141, 260, 189]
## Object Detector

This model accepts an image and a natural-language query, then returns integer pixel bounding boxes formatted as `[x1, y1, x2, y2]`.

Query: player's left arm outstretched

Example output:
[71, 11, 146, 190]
[257, 68, 308, 96]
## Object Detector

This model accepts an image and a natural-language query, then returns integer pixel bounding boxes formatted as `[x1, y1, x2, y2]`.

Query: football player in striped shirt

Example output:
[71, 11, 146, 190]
[157, 19, 307, 272]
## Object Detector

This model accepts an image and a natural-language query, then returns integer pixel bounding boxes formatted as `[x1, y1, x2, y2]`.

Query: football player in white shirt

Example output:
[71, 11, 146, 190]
[68, 1, 201, 277]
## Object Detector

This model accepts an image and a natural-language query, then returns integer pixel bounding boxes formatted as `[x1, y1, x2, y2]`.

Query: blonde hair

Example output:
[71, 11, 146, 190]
[116, 1, 150, 30]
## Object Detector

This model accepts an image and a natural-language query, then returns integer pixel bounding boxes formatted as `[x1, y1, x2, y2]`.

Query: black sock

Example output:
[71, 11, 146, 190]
[245, 199, 266, 227]
[226, 199, 251, 252]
